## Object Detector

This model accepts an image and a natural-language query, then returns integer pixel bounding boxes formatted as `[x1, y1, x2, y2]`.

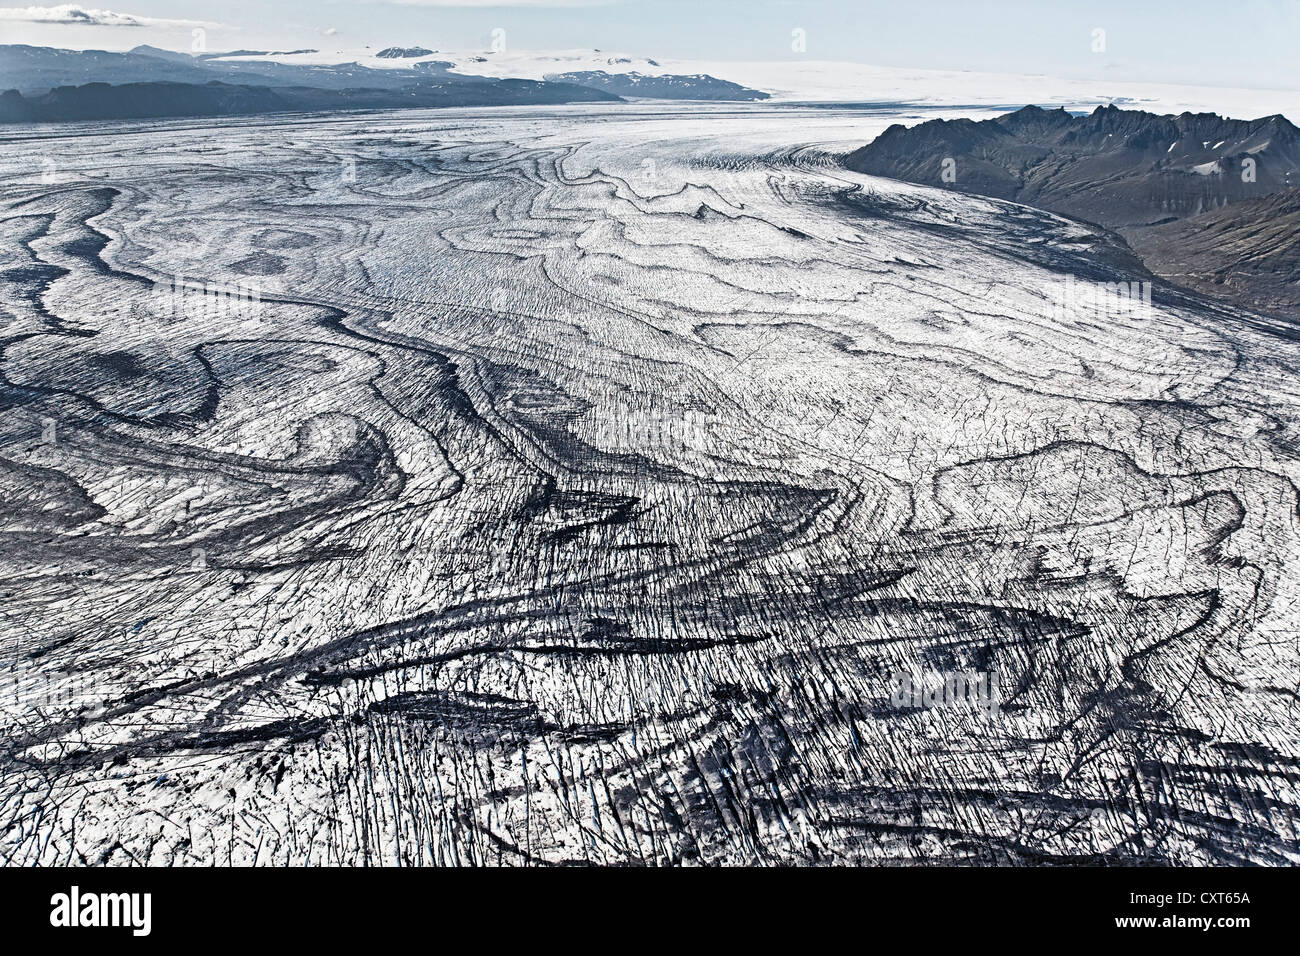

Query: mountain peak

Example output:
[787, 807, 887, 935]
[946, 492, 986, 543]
[376, 47, 434, 59]
[128, 45, 194, 62]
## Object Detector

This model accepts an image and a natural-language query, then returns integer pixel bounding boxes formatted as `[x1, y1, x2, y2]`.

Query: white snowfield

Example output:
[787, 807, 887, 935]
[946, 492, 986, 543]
[1, 103, 1299, 865]
[213, 47, 1300, 118]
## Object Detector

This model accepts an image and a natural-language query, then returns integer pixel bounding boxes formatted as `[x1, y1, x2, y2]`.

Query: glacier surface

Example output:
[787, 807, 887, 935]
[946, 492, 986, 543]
[1, 103, 1298, 865]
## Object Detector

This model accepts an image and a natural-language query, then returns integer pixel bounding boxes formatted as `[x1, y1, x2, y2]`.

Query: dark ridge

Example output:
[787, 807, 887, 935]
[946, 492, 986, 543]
[844, 103, 1300, 318]
[376, 47, 434, 59]
[0, 77, 622, 125]
[544, 70, 770, 101]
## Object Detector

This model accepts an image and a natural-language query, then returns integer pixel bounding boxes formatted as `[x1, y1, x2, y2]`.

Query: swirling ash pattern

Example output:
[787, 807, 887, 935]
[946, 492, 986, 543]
[1, 104, 1299, 865]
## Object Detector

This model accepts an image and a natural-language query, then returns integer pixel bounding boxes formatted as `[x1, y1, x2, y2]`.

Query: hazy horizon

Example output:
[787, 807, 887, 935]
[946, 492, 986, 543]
[0, 1, 1297, 93]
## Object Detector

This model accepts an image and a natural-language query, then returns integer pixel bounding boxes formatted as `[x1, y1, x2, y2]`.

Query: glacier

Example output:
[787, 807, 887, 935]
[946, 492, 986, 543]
[1, 103, 1298, 865]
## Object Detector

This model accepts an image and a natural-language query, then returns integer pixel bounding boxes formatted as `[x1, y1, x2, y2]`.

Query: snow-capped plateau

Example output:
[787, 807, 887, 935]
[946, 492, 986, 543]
[208, 47, 1300, 116]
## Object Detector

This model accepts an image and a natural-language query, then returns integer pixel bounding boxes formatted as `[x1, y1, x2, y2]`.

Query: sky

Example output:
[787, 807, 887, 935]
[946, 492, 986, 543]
[0, 0, 1297, 91]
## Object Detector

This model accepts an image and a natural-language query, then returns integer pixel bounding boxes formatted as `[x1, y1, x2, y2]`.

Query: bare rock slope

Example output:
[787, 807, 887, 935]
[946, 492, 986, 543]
[845, 104, 1300, 316]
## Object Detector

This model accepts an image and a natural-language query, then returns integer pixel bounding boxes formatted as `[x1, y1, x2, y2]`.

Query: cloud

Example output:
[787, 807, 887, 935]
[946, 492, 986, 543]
[0, 5, 218, 27]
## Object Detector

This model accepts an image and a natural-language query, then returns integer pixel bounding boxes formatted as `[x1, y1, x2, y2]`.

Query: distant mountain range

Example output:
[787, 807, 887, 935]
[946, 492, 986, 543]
[544, 70, 768, 101]
[0, 77, 619, 124]
[845, 104, 1300, 317]
[0, 44, 771, 120]
[0, 44, 504, 94]
[3, 44, 1294, 116]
